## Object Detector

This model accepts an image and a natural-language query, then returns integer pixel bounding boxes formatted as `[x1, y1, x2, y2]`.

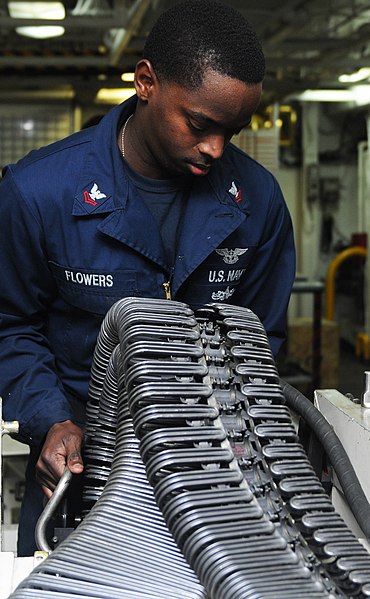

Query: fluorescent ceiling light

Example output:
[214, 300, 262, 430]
[339, 67, 370, 83]
[295, 89, 355, 102]
[95, 88, 136, 104]
[121, 72, 135, 82]
[16, 25, 65, 38]
[8, 1, 65, 19]
[293, 86, 370, 105]
[351, 85, 370, 106]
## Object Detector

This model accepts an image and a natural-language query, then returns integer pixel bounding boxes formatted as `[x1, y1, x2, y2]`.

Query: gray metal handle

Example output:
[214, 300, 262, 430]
[35, 467, 72, 553]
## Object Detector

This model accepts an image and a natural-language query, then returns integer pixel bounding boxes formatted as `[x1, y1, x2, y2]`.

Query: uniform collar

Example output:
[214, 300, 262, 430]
[72, 95, 137, 217]
[206, 145, 251, 217]
[72, 101, 250, 220]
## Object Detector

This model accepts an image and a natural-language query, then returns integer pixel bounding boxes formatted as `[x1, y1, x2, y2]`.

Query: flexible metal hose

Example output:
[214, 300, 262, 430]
[280, 377, 370, 542]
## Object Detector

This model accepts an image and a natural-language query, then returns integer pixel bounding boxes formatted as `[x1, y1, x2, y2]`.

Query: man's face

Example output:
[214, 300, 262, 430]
[137, 66, 262, 179]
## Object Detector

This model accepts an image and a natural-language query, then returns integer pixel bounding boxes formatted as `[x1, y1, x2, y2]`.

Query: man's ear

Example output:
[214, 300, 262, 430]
[134, 59, 158, 101]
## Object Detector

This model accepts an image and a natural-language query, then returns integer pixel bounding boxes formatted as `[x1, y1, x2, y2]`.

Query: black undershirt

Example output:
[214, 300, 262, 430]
[123, 161, 191, 266]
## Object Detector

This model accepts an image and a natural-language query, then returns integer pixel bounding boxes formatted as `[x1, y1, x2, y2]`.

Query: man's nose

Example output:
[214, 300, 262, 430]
[197, 134, 225, 160]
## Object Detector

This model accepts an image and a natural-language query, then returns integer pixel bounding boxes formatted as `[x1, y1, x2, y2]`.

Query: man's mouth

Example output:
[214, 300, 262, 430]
[188, 162, 211, 176]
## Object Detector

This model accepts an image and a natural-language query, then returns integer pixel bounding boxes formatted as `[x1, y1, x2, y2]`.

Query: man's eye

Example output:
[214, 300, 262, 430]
[188, 121, 205, 132]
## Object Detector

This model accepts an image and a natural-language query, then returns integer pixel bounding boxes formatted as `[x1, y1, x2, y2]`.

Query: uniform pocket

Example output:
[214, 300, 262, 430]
[49, 261, 138, 315]
[178, 245, 257, 308]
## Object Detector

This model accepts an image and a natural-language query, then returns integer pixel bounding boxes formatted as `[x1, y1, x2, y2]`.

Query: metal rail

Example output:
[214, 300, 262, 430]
[325, 246, 367, 321]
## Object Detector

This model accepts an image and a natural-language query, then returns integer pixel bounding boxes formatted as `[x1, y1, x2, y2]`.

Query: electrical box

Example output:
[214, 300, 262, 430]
[320, 177, 340, 206]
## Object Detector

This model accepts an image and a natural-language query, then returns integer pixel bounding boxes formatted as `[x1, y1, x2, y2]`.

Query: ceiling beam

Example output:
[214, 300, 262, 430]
[0, 16, 122, 28]
[108, 0, 152, 66]
[0, 55, 109, 66]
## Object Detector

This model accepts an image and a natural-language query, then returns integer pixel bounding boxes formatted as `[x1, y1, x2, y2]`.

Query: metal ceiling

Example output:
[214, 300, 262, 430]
[1, 0, 370, 105]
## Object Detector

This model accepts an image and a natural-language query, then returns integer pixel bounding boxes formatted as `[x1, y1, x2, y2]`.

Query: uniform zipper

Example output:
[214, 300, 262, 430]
[163, 280, 172, 300]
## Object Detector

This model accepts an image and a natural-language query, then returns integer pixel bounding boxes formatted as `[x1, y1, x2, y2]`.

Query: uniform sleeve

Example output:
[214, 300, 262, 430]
[0, 167, 74, 446]
[234, 176, 296, 356]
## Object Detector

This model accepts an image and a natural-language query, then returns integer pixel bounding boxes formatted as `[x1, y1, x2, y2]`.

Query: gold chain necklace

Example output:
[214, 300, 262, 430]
[121, 114, 133, 158]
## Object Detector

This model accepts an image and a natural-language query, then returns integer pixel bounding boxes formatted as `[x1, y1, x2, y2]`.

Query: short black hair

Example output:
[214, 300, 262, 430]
[143, 0, 265, 89]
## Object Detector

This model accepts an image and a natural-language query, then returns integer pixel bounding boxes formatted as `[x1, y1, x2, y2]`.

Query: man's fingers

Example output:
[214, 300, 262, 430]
[35, 467, 58, 496]
[36, 420, 84, 495]
[36, 452, 65, 492]
[67, 449, 84, 474]
[41, 485, 54, 499]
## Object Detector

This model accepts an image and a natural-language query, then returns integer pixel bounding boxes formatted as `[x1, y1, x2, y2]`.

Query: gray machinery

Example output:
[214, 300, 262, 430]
[3, 298, 370, 598]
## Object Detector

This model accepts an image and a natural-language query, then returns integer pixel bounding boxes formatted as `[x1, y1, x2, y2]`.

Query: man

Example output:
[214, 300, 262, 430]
[0, 0, 295, 555]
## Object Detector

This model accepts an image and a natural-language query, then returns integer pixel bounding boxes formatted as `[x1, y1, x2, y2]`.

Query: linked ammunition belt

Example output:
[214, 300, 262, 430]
[11, 299, 370, 598]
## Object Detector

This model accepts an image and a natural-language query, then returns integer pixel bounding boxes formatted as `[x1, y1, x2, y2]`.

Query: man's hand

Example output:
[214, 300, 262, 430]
[36, 420, 84, 498]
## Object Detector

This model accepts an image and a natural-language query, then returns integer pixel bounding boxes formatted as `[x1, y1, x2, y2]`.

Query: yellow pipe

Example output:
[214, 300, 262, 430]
[325, 246, 367, 320]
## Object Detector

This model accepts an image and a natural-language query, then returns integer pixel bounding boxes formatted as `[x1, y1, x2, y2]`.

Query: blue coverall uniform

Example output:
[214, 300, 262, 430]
[0, 96, 295, 554]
